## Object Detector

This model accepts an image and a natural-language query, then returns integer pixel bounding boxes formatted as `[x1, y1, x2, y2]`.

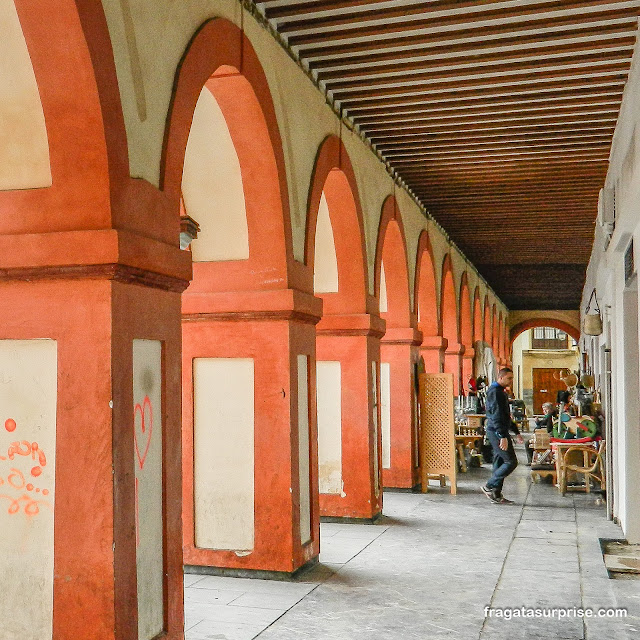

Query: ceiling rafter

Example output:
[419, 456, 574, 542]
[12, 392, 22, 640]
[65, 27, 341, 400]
[253, 0, 640, 310]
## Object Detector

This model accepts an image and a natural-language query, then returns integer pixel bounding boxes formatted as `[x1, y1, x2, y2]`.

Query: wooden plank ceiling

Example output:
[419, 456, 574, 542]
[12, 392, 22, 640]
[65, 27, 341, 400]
[253, 0, 640, 310]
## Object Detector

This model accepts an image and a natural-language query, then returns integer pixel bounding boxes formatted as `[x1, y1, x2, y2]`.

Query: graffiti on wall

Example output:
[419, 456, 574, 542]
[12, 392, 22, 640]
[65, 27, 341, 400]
[0, 418, 51, 516]
[0, 339, 57, 640]
[133, 339, 164, 640]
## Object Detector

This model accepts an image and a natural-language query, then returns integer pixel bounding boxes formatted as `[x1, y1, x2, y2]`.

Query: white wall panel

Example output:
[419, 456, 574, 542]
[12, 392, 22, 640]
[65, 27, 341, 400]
[0, 339, 57, 640]
[133, 339, 164, 640]
[297, 355, 311, 544]
[381, 362, 391, 469]
[316, 361, 342, 494]
[194, 358, 255, 551]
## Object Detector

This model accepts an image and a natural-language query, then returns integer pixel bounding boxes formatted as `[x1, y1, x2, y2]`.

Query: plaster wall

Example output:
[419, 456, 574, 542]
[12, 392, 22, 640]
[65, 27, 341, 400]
[582, 28, 640, 541]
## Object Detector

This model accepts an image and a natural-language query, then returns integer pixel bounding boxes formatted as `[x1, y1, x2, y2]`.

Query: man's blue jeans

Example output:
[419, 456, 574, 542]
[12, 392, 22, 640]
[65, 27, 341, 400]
[485, 429, 518, 494]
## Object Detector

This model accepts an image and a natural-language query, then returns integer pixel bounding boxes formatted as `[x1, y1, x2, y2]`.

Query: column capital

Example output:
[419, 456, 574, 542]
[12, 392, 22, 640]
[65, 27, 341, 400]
[381, 326, 423, 346]
[182, 288, 324, 325]
[316, 312, 386, 337]
[420, 335, 448, 351]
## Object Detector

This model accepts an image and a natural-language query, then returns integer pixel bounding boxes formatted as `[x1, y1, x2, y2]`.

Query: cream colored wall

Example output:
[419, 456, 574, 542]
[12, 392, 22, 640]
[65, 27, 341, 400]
[0, 339, 57, 640]
[99, 0, 508, 319]
[0, 1, 51, 190]
[313, 192, 339, 293]
[193, 357, 255, 551]
[132, 340, 164, 640]
[182, 87, 249, 262]
[316, 361, 342, 495]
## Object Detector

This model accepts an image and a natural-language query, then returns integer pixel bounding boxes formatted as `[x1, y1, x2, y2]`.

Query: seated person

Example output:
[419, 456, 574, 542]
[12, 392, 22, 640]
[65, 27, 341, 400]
[526, 402, 556, 464]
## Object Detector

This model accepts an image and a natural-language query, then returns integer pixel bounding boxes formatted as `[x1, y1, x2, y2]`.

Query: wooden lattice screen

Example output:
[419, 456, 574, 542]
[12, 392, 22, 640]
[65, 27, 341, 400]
[419, 372, 457, 495]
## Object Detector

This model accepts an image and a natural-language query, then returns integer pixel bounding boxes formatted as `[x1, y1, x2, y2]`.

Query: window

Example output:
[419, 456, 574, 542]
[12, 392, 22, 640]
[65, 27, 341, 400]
[531, 327, 569, 350]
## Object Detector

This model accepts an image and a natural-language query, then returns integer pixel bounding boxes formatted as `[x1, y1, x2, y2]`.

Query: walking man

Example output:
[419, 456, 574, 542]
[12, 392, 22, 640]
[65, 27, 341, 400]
[481, 367, 524, 504]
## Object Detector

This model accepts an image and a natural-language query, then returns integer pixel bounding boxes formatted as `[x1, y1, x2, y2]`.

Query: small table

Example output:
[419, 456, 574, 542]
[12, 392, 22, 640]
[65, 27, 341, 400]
[455, 434, 483, 472]
[552, 442, 594, 490]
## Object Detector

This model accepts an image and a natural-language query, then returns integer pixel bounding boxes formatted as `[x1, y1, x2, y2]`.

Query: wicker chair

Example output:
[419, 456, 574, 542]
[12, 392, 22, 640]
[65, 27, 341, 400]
[559, 441, 606, 496]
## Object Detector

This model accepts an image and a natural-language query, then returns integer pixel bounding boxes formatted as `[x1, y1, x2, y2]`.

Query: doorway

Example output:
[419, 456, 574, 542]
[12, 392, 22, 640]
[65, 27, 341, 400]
[532, 368, 567, 414]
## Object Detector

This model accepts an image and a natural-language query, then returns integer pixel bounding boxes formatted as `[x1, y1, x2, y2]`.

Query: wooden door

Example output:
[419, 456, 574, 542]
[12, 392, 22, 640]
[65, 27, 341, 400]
[532, 368, 566, 414]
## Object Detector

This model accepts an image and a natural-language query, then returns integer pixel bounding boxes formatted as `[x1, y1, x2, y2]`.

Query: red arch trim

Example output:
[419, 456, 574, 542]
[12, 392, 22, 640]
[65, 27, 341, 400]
[374, 196, 411, 327]
[510, 319, 580, 345]
[440, 254, 459, 343]
[414, 231, 439, 336]
[305, 135, 368, 312]
[161, 18, 293, 289]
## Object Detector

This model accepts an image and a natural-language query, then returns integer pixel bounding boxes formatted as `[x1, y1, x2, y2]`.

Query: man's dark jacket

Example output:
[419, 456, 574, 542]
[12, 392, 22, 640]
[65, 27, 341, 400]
[485, 381, 520, 438]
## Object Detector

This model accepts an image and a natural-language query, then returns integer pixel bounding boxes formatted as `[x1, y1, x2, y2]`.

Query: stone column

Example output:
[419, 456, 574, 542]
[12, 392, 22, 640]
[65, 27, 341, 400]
[182, 287, 322, 575]
[380, 327, 423, 489]
[316, 311, 385, 520]
[0, 202, 191, 639]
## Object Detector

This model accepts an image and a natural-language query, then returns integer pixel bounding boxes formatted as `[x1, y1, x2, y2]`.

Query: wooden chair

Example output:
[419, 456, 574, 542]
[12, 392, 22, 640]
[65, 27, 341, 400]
[559, 441, 606, 495]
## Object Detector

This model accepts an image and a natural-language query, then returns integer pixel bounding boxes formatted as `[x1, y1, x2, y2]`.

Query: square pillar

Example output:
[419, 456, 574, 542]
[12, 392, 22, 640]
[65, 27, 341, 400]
[316, 313, 385, 520]
[0, 263, 188, 640]
[181, 289, 322, 574]
[419, 335, 447, 373]
[462, 348, 475, 394]
[380, 327, 423, 489]
[444, 342, 465, 396]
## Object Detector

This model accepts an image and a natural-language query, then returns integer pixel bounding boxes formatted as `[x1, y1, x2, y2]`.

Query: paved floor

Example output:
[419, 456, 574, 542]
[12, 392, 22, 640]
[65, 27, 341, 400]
[184, 447, 640, 640]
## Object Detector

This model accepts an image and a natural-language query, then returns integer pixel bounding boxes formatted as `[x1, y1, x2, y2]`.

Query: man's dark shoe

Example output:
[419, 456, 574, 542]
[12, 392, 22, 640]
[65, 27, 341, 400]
[481, 486, 501, 503]
[496, 496, 515, 504]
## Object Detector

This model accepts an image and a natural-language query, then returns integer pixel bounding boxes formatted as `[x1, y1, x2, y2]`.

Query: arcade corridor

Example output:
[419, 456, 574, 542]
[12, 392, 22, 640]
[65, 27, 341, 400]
[183, 457, 639, 640]
[2, 1, 640, 639]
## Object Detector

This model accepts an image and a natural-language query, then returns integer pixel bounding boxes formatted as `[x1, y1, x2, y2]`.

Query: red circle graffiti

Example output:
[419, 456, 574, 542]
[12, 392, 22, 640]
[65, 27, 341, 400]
[42, 489, 49, 496]
[4, 419, 16, 432]
[26, 483, 34, 491]
[31, 466, 42, 477]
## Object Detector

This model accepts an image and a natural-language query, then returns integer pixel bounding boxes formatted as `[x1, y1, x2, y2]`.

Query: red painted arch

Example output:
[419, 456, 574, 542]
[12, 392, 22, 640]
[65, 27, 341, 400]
[510, 319, 581, 345]
[305, 136, 368, 313]
[414, 231, 439, 337]
[483, 296, 492, 344]
[473, 287, 483, 344]
[459, 273, 473, 349]
[374, 196, 411, 328]
[2, 0, 128, 234]
[441, 255, 459, 344]
[162, 18, 293, 291]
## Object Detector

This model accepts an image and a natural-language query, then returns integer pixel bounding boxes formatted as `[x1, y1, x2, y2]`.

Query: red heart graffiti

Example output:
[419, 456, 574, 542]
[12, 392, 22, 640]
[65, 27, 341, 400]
[134, 396, 153, 470]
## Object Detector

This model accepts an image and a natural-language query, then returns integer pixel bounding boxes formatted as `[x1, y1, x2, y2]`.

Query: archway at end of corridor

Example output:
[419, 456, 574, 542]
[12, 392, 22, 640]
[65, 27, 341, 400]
[509, 320, 581, 415]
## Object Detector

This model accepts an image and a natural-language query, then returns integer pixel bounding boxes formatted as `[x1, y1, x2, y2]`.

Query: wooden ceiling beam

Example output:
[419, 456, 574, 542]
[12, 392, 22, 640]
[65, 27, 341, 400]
[320, 40, 635, 86]
[366, 115, 618, 138]
[286, 1, 640, 47]
[360, 102, 620, 129]
[263, 0, 392, 20]
[348, 86, 624, 119]
[301, 12, 639, 60]
[342, 77, 627, 110]
[385, 140, 613, 159]
[377, 132, 615, 153]
[332, 60, 630, 100]
[312, 23, 637, 73]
